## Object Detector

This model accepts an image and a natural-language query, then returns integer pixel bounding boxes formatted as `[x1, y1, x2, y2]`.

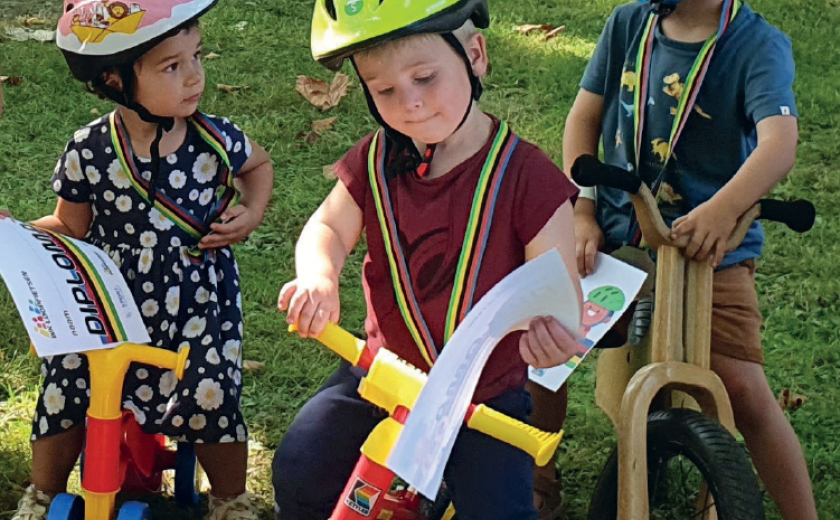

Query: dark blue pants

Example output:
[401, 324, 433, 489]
[272, 362, 538, 520]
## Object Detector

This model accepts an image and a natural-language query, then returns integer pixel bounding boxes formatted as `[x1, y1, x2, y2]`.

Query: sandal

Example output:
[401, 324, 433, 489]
[534, 467, 565, 520]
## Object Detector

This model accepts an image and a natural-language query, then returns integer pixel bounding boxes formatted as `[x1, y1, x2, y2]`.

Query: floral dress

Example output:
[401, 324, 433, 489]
[32, 111, 252, 444]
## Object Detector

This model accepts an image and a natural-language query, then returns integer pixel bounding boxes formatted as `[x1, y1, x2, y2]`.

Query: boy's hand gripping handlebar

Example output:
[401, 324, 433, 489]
[289, 322, 562, 466]
[571, 154, 815, 248]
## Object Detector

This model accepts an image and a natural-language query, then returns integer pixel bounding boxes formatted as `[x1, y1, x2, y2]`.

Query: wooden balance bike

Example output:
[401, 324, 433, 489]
[571, 155, 815, 520]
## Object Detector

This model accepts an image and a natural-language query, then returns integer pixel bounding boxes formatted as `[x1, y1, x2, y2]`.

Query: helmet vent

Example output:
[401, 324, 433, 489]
[324, 0, 337, 21]
[65, 3, 74, 11]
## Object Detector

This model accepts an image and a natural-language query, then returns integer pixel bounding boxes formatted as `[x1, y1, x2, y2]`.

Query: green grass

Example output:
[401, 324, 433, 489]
[1, 0, 839, 518]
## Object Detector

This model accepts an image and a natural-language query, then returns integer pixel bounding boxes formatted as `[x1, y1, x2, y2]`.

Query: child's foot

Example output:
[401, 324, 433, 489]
[204, 491, 261, 520]
[11, 485, 52, 520]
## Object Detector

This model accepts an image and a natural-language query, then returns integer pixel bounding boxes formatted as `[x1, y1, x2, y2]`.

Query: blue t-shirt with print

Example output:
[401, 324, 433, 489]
[581, 1, 797, 267]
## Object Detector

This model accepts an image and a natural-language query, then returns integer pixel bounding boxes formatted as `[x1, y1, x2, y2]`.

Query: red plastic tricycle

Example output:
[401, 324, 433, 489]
[291, 322, 565, 520]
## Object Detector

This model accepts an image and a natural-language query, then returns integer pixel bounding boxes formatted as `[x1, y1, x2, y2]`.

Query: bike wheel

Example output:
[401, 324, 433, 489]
[587, 409, 765, 520]
[116, 501, 152, 520]
[46, 494, 84, 520]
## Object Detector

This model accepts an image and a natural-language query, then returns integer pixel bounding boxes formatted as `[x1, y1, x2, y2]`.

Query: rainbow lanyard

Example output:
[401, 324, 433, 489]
[367, 122, 518, 367]
[110, 112, 240, 245]
[627, 0, 740, 245]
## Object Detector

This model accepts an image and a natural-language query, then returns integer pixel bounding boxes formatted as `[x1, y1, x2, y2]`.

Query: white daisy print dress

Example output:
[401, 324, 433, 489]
[32, 112, 253, 444]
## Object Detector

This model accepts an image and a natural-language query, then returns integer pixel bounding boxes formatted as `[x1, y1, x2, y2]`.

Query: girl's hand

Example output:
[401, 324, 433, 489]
[278, 277, 340, 338]
[670, 199, 739, 268]
[198, 205, 262, 250]
[574, 212, 604, 277]
[0, 209, 11, 219]
[520, 316, 580, 369]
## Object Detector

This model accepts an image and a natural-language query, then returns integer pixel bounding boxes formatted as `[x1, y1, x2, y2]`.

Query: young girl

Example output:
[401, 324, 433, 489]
[12, 1, 274, 519]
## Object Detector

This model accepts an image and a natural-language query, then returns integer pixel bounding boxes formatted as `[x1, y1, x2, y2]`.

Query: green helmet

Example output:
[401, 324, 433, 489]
[587, 286, 626, 312]
[311, 0, 490, 70]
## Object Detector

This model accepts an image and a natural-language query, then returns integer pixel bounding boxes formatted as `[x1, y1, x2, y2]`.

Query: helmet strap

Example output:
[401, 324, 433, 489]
[350, 31, 481, 179]
[93, 64, 174, 204]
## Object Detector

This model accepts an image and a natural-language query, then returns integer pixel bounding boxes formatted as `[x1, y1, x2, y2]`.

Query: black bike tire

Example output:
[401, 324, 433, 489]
[587, 409, 765, 520]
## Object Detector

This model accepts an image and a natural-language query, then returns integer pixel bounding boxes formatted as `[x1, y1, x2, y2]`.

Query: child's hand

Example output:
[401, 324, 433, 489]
[278, 277, 340, 338]
[0, 209, 11, 219]
[574, 212, 604, 277]
[670, 199, 739, 268]
[198, 205, 262, 250]
[520, 316, 579, 369]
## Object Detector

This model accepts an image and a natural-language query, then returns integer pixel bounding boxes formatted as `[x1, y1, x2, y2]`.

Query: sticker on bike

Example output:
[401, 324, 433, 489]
[343, 478, 381, 516]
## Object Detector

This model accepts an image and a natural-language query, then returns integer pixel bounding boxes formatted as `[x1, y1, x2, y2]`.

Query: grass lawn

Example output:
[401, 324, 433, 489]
[1, 0, 839, 518]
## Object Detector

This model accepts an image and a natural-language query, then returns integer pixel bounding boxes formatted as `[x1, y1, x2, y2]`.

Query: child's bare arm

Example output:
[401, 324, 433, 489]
[31, 199, 93, 239]
[279, 180, 363, 337]
[563, 89, 605, 277]
[519, 201, 584, 369]
[671, 115, 798, 267]
[199, 139, 274, 249]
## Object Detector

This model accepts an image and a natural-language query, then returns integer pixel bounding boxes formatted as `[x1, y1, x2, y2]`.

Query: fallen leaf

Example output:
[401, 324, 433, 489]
[304, 131, 320, 144]
[323, 164, 338, 179]
[295, 73, 351, 111]
[514, 24, 555, 34]
[242, 359, 265, 371]
[311, 116, 338, 133]
[205, 52, 221, 60]
[543, 25, 567, 41]
[4, 27, 55, 42]
[0, 76, 23, 86]
[777, 388, 807, 413]
[235, 21, 248, 31]
[90, 108, 100, 115]
[217, 83, 250, 94]
[22, 17, 50, 27]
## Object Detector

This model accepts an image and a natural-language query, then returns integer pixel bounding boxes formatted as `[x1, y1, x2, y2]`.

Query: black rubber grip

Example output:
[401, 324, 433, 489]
[571, 155, 643, 194]
[759, 199, 816, 233]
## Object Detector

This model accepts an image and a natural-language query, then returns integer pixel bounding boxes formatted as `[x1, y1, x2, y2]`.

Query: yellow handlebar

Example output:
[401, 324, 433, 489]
[291, 322, 563, 463]
[467, 405, 563, 466]
[288, 323, 366, 366]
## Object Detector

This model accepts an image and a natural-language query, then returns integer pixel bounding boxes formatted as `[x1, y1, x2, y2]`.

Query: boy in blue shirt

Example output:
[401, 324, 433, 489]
[537, 0, 818, 518]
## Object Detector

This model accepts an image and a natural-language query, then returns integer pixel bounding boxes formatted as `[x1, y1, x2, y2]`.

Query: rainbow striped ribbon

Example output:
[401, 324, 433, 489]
[110, 112, 240, 255]
[628, 0, 741, 245]
[368, 122, 518, 367]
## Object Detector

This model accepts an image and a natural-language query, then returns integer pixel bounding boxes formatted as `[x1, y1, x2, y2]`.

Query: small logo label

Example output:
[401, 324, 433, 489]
[780, 106, 791, 116]
[343, 478, 381, 516]
[29, 299, 55, 339]
[345, 0, 363, 16]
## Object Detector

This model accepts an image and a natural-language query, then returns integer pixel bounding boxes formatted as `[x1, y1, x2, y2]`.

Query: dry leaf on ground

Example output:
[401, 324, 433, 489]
[22, 17, 50, 27]
[323, 164, 338, 179]
[1, 76, 23, 86]
[543, 25, 567, 41]
[242, 359, 265, 371]
[295, 73, 351, 111]
[514, 24, 555, 34]
[205, 52, 221, 60]
[311, 116, 338, 133]
[217, 84, 250, 94]
[4, 27, 55, 42]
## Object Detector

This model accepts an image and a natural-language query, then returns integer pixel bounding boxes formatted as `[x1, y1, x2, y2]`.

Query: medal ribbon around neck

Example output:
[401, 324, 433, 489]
[368, 122, 518, 367]
[628, 0, 740, 244]
[110, 112, 240, 259]
[633, 0, 740, 174]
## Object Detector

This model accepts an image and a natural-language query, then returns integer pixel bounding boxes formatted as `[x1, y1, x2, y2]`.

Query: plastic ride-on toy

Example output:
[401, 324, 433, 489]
[291, 322, 566, 520]
[43, 343, 201, 520]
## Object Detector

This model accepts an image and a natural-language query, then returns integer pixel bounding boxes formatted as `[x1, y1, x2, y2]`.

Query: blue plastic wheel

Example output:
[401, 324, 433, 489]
[174, 442, 200, 506]
[116, 501, 151, 520]
[46, 493, 84, 520]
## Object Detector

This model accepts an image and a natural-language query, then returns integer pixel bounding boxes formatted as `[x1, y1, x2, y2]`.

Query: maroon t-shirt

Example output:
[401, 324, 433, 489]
[335, 118, 578, 402]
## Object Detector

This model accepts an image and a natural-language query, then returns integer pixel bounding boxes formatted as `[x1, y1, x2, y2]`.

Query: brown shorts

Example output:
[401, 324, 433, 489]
[711, 260, 764, 364]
